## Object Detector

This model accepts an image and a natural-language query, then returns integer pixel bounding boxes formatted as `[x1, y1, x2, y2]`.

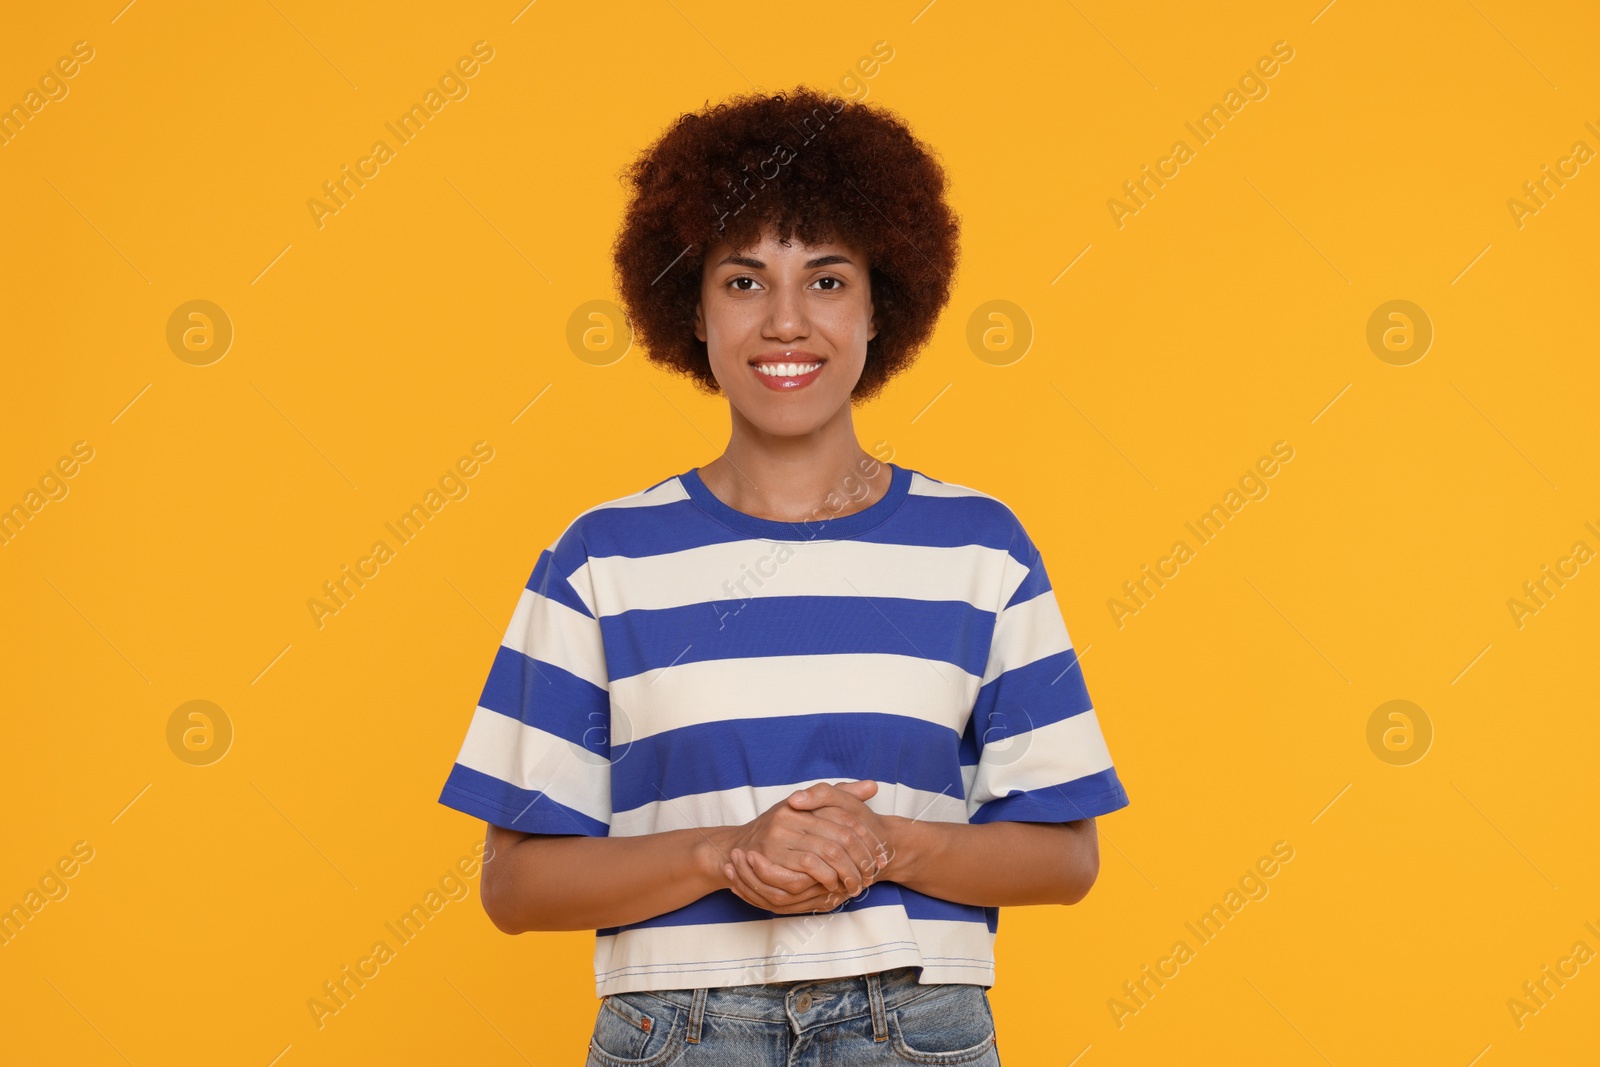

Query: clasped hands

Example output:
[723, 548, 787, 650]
[721, 779, 896, 916]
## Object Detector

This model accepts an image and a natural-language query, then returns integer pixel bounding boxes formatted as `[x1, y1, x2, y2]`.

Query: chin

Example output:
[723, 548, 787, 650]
[733, 399, 837, 437]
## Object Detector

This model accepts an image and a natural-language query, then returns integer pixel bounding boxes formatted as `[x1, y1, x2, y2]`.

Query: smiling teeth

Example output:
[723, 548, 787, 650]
[755, 362, 821, 377]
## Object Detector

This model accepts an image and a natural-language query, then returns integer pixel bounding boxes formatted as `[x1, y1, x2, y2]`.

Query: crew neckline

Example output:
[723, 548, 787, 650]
[680, 462, 911, 541]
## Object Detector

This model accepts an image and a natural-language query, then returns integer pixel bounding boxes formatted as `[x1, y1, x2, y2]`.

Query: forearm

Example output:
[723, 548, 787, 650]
[885, 816, 1099, 907]
[482, 825, 736, 932]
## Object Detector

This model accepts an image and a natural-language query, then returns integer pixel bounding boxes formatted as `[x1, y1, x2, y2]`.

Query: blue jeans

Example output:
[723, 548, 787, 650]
[584, 966, 1001, 1065]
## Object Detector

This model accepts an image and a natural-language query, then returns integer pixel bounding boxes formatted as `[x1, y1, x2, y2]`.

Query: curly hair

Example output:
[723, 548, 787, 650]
[611, 85, 960, 403]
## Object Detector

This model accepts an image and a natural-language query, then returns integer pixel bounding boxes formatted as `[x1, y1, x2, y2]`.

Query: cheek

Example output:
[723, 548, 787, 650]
[699, 300, 738, 356]
[829, 305, 875, 356]
[701, 307, 757, 389]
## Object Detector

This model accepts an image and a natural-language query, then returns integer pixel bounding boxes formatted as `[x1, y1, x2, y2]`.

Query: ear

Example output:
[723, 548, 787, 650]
[694, 299, 706, 343]
[867, 302, 878, 343]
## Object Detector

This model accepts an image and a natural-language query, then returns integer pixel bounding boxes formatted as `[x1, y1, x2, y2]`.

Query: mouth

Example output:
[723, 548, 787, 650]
[748, 353, 826, 392]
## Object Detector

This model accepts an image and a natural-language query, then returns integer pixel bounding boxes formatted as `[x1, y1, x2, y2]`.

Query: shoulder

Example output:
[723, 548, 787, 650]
[901, 466, 1032, 548]
[541, 470, 692, 564]
[520, 473, 690, 612]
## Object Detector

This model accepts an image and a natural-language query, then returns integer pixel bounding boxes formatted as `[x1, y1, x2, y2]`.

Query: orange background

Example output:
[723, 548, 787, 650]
[3, 1, 1597, 1063]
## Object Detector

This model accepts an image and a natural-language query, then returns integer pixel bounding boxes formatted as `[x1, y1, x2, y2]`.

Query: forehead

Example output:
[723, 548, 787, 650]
[705, 231, 867, 269]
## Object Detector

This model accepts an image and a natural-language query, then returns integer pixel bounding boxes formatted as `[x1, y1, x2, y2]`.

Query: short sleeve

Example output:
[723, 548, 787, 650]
[437, 522, 613, 836]
[964, 519, 1130, 824]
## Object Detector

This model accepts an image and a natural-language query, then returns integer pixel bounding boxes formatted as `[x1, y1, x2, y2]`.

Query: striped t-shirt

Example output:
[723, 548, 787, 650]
[437, 461, 1130, 997]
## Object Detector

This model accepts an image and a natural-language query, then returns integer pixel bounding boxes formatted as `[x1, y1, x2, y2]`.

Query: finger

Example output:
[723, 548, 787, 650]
[785, 787, 889, 876]
[803, 886, 844, 913]
[763, 894, 831, 917]
[731, 846, 799, 892]
[724, 858, 769, 898]
[725, 858, 779, 910]
[736, 849, 815, 904]
[778, 883, 837, 913]
[728, 852, 810, 911]
[785, 782, 831, 807]
[751, 844, 840, 897]
[795, 822, 877, 893]
[736, 847, 814, 898]
[806, 799, 896, 876]
[743, 848, 828, 903]
[801, 809, 886, 884]
[773, 840, 852, 894]
[787, 780, 874, 810]
[727, 880, 761, 909]
[814, 824, 876, 891]
[739, 859, 835, 915]
[770, 878, 837, 914]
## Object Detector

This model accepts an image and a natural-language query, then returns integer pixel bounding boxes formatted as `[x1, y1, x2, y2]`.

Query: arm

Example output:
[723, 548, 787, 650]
[481, 823, 741, 932]
[481, 786, 888, 931]
[882, 814, 1100, 907]
[730, 785, 1104, 912]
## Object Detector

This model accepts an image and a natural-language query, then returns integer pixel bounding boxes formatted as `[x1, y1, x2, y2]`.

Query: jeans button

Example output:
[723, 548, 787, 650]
[795, 992, 813, 1011]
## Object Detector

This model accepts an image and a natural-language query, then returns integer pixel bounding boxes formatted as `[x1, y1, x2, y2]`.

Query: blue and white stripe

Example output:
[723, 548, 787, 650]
[439, 463, 1129, 995]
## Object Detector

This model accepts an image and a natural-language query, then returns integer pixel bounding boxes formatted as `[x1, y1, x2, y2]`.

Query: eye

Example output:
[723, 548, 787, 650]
[727, 275, 762, 292]
[811, 276, 845, 291]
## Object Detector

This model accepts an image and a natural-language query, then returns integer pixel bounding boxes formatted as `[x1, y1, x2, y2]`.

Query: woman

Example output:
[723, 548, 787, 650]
[437, 85, 1130, 1065]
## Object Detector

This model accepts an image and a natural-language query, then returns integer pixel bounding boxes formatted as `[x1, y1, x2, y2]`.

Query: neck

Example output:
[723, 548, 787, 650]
[698, 408, 891, 523]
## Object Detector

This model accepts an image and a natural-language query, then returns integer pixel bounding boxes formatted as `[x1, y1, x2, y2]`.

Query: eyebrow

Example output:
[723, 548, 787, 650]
[715, 253, 856, 270]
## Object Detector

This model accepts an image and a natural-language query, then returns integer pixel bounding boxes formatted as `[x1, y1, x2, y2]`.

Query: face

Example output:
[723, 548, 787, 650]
[694, 227, 877, 438]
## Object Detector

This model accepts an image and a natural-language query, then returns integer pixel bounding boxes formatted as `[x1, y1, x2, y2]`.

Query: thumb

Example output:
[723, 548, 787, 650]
[787, 784, 826, 807]
[788, 780, 878, 807]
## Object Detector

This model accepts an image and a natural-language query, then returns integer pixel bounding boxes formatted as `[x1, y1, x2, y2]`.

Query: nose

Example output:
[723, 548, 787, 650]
[762, 280, 810, 342]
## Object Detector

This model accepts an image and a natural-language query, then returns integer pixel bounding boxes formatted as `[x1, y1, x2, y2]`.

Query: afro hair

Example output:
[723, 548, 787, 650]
[611, 85, 961, 403]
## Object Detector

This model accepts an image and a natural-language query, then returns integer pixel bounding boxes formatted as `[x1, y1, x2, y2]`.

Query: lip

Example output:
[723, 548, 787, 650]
[749, 352, 825, 392]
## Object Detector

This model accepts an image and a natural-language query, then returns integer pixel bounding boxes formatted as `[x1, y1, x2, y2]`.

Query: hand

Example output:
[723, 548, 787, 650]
[720, 781, 885, 913]
[722, 780, 896, 915]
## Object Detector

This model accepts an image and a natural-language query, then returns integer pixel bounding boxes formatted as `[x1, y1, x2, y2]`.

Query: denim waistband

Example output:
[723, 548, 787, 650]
[623, 965, 936, 1016]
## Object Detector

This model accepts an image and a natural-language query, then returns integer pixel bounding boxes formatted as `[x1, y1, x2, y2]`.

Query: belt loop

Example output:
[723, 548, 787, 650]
[866, 971, 888, 1042]
[685, 987, 708, 1043]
